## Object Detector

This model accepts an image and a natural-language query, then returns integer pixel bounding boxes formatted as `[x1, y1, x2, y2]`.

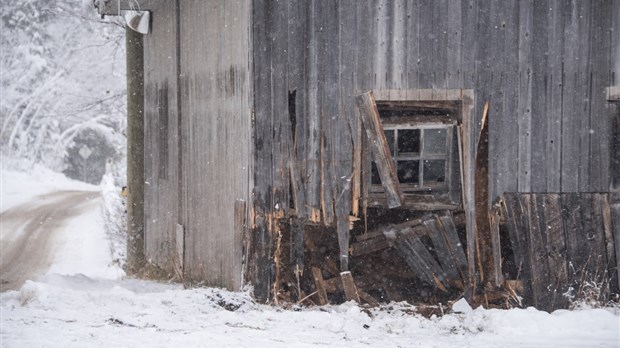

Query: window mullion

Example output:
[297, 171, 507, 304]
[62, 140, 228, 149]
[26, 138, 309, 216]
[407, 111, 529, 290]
[419, 127, 424, 187]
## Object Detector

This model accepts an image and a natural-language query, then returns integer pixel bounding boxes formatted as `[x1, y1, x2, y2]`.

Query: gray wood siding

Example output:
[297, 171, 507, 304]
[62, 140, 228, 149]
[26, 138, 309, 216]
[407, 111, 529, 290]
[142, 1, 251, 289]
[251, 0, 614, 207]
[178, 0, 251, 290]
[143, 1, 180, 271]
[250, 0, 615, 298]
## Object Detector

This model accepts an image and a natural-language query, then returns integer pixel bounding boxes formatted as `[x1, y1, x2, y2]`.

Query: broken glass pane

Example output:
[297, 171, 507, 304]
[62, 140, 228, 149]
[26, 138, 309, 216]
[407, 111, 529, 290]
[423, 159, 446, 184]
[384, 129, 395, 155]
[371, 162, 381, 185]
[397, 160, 420, 184]
[397, 129, 420, 155]
[423, 128, 447, 155]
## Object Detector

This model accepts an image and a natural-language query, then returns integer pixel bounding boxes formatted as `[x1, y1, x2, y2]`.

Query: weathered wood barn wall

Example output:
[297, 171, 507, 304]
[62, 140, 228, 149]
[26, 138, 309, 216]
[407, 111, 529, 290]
[249, 0, 617, 301]
[97, 0, 619, 304]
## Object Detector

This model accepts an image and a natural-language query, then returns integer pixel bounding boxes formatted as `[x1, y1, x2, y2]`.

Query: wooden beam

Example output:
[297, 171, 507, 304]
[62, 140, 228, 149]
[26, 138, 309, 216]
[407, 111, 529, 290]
[340, 271, 360, 303]
[311, 267, 329, 305]
[350, 237, 390, 257]
[437, 214, 469, 285]
[355, 91, 404, 208]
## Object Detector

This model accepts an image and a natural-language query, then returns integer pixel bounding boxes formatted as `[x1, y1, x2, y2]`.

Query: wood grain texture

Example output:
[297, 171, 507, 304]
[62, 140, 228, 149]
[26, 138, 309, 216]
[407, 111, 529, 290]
[356, 91, 404, 208]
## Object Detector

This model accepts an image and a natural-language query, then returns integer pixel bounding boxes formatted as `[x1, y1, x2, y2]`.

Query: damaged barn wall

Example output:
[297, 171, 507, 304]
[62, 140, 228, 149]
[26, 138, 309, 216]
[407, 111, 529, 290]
[249, 0, 615, 300]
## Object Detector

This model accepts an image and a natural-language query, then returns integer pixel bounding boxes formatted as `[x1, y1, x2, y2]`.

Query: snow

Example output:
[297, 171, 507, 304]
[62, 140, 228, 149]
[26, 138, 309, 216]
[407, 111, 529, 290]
[1, 161, 97, 213]
[1, 169, 619, 347]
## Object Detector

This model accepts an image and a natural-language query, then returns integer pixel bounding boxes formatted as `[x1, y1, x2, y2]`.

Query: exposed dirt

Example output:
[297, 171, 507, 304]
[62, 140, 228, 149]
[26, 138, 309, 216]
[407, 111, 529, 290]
[0, 191, 100, 292]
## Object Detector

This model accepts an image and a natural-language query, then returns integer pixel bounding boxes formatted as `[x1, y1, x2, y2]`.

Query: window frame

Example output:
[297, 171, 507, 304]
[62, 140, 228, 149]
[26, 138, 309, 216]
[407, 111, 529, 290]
[371, 123, 456, 193]
[364, 91, 470, 210]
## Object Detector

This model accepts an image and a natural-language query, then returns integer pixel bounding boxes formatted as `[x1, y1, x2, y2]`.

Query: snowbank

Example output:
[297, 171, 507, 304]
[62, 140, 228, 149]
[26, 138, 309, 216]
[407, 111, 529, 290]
[1, 161, 97, 213]
[2, 279, 618, 348]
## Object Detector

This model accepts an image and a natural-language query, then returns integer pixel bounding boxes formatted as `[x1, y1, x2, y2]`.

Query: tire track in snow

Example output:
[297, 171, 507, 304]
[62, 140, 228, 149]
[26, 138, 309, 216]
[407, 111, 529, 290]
[0, 191, 100, 292]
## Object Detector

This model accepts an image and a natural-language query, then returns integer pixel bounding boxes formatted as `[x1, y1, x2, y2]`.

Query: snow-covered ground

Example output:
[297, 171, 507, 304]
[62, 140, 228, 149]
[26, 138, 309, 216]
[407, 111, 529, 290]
[1, 168, 619, 347]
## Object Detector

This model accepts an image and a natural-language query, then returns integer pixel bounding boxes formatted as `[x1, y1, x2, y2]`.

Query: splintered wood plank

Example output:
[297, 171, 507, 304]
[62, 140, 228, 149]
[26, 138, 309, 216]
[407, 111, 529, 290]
[601, 194, 619, 293]
[397, 227, 449, 291]
[489, 206, 503, 287]
[340, 271, 360, 303]
[423, 218, 461, 287]
[355, 91, 404, 208]
[541, 194, 569, 310]
[437, 214, 469, 284]
[525, 193, 551, 311]
[290, 217, 305, 270]
[475, 101, 494, 287]
[388, 228, 433, 285]
[336, 207, 350, 271]
[358, 290, 380, 307]
[350, 236, 390, 257]
[311, 267, 329, 305]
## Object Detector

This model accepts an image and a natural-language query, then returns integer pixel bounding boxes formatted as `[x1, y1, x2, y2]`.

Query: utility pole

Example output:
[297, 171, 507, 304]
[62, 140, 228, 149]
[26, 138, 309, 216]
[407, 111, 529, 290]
[125, 27, 145, 275]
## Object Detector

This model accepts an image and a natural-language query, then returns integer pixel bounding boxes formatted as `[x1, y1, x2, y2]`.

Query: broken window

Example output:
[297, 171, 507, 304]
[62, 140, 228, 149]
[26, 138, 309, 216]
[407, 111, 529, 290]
[371, 126, 452, 190]
[369, 100, 461, 206]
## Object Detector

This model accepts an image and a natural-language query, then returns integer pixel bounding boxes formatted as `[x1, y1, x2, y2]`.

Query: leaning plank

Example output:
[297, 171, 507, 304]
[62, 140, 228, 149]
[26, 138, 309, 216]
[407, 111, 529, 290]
[397, 227, 449, 291]
[340, 271, 360, 303]
[350, 236, 390, 257]
[423, 218, 461, 287]
[437, 214, 469, 284]
[357, 290, 380, 307]
[324, 275, 380, 306]
[355, 91, 404, 208]
[311, 267, 329, 305]
[357, 215, 430, 242]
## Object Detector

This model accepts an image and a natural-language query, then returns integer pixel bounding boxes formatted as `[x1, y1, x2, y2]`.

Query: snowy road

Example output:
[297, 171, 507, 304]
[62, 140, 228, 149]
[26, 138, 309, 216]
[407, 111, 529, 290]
[0, 190, 100, 292]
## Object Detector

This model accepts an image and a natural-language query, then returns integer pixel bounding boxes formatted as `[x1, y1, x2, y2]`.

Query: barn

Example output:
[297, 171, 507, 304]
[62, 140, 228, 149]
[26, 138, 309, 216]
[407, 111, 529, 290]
[96, 0, 620, 311]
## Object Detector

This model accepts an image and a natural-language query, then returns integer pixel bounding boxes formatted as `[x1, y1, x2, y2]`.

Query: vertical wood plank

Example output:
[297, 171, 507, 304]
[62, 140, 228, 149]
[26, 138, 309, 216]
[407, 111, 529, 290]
[526, 193, 552, 311]
[560, 0, 581, 192]
[545, 0, 564, 192]
[541, 194, 569, 310]
[517, 0, 533, 192]
[437, 214, 469, 283]
[424, 218, 462, 287]
[602, 194, 619, 293]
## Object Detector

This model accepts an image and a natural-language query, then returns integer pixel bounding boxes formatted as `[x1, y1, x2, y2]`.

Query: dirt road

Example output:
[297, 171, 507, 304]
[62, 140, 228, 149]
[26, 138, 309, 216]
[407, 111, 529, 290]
[0, 190, 100, 292]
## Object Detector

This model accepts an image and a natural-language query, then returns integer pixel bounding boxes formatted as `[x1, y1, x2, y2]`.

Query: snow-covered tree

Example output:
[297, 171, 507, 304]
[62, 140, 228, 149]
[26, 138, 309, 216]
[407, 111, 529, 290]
[0, 0, 126, 182]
